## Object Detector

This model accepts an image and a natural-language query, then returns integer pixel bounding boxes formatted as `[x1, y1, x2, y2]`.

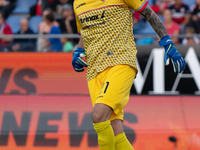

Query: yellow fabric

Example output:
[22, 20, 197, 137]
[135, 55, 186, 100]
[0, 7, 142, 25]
[115, 132, 134, 150]
[88, 65, 137, 121]
[123, 0, 148, 11]
[74, 0, 148, 82]
[93, 120, 115, 150]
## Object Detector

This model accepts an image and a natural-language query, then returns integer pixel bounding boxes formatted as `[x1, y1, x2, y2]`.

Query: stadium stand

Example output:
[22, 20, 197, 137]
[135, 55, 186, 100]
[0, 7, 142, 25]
[1, 0, 198, 51]
[140, 21, 156, 35]
[12, 0, 37, 14]
[29, 16, 43, 33]
[135, 14, 165, 45]
[158, 15, 165, 22]
[6, 16, 24, 33]
[135, 37, 155, 45]
[135, 21, 156, 45]
[133, 20, 143, 34]
[148, 0, 154, 6]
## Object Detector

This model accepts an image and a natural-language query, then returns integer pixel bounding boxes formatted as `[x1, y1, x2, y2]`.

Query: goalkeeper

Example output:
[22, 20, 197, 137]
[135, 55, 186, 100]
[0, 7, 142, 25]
[72, 0, 186, 149]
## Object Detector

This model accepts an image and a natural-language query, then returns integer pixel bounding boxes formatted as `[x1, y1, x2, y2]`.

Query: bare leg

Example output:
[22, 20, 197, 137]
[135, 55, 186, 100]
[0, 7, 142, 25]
[113, 120, 134, 150]
[111, 119, 124, 136]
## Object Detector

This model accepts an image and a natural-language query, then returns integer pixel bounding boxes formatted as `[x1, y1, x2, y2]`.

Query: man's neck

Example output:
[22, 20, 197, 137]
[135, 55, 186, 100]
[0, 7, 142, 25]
[21, 30, 26, 34]
[174, 3, 182, 8]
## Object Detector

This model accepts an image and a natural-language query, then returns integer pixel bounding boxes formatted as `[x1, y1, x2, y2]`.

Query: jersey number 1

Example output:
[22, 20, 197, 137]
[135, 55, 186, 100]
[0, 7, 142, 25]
[100, 82, 109, 94]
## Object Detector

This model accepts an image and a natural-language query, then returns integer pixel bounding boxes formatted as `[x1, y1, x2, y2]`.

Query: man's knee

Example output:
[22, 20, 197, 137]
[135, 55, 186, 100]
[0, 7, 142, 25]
[91, 103, 113, 123]
[92, 111, 103, 123]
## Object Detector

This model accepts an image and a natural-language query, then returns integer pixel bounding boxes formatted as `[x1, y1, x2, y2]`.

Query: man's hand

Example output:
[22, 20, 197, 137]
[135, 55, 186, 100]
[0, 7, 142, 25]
[72, 47, 87, 72]
[159, 35, 186, 73]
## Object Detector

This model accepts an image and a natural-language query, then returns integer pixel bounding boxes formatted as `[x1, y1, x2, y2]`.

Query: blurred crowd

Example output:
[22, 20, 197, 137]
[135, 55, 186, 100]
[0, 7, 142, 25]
[0, 0, 77, 52]
[134, 0, 200, 45]
[0, 0, 199, 52]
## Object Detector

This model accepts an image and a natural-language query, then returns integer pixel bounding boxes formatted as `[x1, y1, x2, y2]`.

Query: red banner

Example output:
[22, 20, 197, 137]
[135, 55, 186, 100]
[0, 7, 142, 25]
[0, 52, 88, 94]
[0, 95, 200, 150]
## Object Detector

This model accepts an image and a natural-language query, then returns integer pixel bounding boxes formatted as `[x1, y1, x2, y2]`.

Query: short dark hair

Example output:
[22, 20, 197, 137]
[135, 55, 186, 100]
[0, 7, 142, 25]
[45, 12, 55, 23]
[44, 8, 53, 14]
[185, 26, 195, 33]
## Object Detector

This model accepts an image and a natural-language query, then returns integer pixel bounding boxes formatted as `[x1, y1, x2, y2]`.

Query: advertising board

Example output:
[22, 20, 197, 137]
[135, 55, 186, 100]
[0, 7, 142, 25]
[0, 45, 199, 95]
[0, 95, 200, 150]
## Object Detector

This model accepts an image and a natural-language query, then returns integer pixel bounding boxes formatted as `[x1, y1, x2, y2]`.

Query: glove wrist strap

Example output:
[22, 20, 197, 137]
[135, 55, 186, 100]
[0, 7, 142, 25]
[75, 47, 85, 52]
[158, 35, 173, 47]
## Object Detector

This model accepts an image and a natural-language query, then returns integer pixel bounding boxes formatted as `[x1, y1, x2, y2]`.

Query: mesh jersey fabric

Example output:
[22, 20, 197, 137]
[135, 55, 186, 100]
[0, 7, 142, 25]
[74, 0, 148, 82]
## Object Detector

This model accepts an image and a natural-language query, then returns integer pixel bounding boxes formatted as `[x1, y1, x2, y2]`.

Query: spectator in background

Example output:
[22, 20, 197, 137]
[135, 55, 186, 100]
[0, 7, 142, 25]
[189, 0, 200, 33]
[59, 4, 77, 34]
[41, 0, 54, 11]
[132, 10, 142, 34]
[50, 0, 73, 11]
[49, 0, 73, 20]
[0, 11, 12, 52]
[159, 0, 174, 12]
[61, 37, 73, 52]
[41, 12, 62, 52]
[38, 8, 59, 34]
[30, 0, 55, 17]
[30, 0, 42, 16]
[168, 0, 190, 30]
[132, 10, 140, 25]
[60, 4, 78, 44]
[182, 26, 199, 45]
[11, 18, 36, 52]
[41, 0, 54, 12]
[163, 9, 180, 44]
[0, 0, 16, 19]
[151, 0, 174, 14]
[37, 8, 59, 51]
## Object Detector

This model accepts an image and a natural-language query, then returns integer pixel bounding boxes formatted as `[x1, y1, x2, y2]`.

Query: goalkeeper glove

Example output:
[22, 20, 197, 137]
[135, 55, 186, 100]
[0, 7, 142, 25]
[72, 47, 87, 72]
[158, 35, 186, 73]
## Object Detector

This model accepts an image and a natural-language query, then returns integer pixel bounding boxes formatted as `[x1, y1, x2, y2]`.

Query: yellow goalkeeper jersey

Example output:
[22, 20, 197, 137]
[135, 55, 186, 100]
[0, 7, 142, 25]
[74, 0, 149, 82]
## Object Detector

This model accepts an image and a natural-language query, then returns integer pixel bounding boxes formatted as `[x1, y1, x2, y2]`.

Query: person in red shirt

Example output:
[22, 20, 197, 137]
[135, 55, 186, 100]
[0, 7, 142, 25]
[163, 9, 180, 44]
[0, 11, 13, 52]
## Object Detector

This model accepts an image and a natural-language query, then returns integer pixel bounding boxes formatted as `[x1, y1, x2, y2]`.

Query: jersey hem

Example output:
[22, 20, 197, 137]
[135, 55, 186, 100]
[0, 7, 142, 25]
[87, 64, 138, 82]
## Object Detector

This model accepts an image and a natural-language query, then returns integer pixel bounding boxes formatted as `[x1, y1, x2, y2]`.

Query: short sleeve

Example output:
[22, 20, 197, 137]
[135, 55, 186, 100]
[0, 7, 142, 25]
[73, 1, 82, 35]
[123, 0, 149, 12]
[75, 15, 82, 35]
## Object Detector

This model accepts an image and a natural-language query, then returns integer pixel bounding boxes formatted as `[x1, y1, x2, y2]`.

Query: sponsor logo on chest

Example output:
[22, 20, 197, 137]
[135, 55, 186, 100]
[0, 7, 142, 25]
[80, 11, 105, 23]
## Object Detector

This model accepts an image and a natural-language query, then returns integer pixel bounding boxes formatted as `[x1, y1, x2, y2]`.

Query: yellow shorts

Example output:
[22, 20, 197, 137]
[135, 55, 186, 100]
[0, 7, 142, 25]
[88, 64, 137, 121]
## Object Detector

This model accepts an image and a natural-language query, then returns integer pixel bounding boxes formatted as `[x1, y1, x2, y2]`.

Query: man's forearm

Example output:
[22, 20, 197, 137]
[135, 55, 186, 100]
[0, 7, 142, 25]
[77, 37, 84, 49]
[140, 5, 168, 39]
